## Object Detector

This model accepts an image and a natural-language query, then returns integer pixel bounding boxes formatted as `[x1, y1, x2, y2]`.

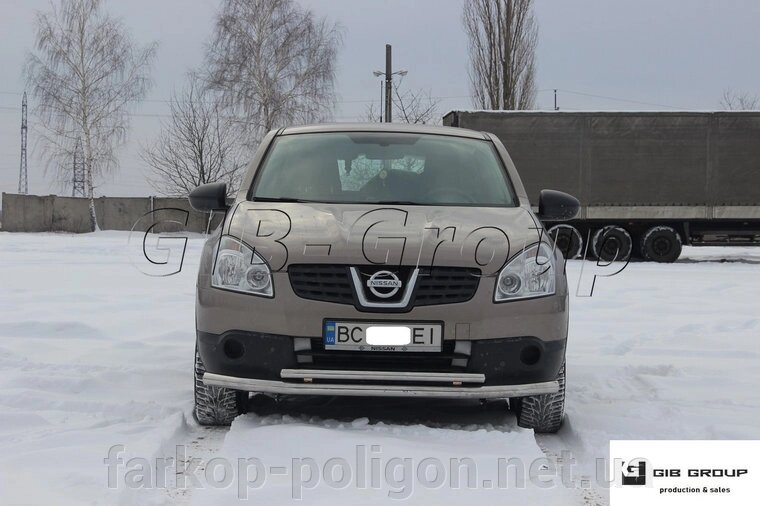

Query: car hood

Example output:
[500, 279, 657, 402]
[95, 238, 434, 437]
[226, 202, 543, 275]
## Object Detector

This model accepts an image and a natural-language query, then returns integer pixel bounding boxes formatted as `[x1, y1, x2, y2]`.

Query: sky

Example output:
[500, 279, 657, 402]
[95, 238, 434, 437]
[1, 0, 759, 198]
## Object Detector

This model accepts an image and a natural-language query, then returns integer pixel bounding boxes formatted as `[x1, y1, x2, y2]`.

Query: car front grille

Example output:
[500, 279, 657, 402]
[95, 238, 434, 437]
[287, 264, 480, 308]
[287, 265, 354, 304]
[414, 267, 481, 306]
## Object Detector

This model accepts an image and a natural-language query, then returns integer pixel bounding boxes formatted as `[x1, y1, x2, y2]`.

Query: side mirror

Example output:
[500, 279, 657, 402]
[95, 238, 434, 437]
[189, 182, 228, 212]
[537, 189, 580, 221]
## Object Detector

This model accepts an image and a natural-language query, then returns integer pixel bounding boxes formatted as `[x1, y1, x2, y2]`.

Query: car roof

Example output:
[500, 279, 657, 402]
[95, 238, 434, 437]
[279, 122, 489, 140]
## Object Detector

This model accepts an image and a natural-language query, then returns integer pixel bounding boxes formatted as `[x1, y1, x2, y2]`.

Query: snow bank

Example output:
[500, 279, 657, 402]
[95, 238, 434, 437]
[0, 232, 758, 505]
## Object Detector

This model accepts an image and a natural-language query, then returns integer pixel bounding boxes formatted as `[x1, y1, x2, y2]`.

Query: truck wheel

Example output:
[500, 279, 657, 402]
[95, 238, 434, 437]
[511, 363, 566, 433]
[547, 225, 583, 259]
[592, 226, 632, 262]
[194, 344, 245, 426]
[641, 226, 682, 263]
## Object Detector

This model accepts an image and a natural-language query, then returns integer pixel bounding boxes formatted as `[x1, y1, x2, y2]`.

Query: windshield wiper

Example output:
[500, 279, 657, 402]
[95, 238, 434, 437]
[253, 197, 318, 203]
[253, 197, 423, 205]
[372, 200, 420, 205]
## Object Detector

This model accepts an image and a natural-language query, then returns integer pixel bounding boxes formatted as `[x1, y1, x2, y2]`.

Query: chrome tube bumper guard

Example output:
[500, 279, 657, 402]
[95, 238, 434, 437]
[203, 368, 559, 399]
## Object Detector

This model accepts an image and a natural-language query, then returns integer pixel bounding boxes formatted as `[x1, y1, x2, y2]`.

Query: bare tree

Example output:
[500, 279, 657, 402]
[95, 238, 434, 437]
[720, 89, 760, 110]
[25, 0, 156, 230]
[141, 75, 246, 198]
[393, 83, 440, 124]
[363, 102, 384, 123]
[204, 0, 342, 148]
[363, 80, 440, 124]
[462, 0, 538, 110]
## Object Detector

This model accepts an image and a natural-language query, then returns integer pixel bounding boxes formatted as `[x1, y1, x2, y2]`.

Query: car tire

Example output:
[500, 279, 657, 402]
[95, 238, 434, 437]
[511, 362, 565, 433]
[194, 344, 245, 426]
[592, 226, 632, 262]
[641, 226, 682, 263]
[547, 224, 583, 259]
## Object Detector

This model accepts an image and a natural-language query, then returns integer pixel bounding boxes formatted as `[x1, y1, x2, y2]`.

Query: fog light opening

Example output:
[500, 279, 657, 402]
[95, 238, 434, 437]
[520, 345, 541, 366]
[223, 338, 245, 360]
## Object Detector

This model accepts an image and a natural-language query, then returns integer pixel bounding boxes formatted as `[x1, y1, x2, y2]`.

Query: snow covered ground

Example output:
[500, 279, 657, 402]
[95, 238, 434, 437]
[0, 232, 758, 505]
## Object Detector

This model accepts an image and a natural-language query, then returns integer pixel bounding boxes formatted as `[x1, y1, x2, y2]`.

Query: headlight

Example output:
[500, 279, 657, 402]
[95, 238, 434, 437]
[494, 242, 556, 302]
[211, 236, 273, 297]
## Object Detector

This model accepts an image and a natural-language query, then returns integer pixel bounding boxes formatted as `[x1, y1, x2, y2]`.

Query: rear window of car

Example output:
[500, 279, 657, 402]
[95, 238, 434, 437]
[250, 132, 516, 206]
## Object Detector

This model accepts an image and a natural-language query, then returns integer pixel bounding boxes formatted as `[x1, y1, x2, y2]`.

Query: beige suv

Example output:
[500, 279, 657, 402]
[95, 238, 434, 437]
[190, 123, 579, 432]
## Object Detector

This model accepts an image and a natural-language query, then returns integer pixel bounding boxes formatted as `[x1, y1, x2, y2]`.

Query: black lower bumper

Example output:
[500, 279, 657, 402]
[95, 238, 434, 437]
[197, 330, 566, 387]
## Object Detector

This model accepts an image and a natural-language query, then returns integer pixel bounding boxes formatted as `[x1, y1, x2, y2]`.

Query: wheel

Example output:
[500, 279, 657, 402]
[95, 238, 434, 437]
[511, 363, 566, 433]
[592, 226, 632, 262]
[194, 344, 245, 426]
[547, 224, 583, 259]
[641, 226, 682, 263]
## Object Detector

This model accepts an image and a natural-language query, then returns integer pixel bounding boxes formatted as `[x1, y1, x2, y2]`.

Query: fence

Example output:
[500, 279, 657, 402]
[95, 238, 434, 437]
[0, 193, 223, 233]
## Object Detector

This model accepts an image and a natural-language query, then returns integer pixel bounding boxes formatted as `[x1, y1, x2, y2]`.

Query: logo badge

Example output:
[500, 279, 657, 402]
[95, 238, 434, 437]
[621, 459, 647, 486]
[366, 270, 402, 298]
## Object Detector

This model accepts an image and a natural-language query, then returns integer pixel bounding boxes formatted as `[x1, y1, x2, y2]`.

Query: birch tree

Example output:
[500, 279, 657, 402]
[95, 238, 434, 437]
[204, 0, 342, 148]
[25, 0, 156, 230]
[462, 0, 538, 110]
[141, 75, 246, 197]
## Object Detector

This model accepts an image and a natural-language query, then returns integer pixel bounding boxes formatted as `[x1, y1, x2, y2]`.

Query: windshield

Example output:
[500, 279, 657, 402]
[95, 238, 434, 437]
[251, 132, 516, 206]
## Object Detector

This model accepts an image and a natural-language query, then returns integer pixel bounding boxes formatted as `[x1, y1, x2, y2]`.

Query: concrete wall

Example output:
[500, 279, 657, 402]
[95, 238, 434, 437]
[1, 193, 224, 233]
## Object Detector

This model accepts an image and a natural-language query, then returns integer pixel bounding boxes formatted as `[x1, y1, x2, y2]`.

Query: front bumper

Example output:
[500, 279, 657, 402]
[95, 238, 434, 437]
[203, 369, 559, 399]
[198, 330, 566, 397]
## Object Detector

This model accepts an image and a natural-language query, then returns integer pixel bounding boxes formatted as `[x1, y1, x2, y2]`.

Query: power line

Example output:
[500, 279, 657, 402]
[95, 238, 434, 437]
[539, 88, 693, 111]
[0, 89, 474, 107]
[0, 87, 699, 128]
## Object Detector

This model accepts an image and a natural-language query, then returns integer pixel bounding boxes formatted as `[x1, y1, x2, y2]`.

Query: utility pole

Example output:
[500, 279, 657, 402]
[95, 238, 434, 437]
[373, 46, 406, 123]
[384, 44, 392, 123]
[18, 92, 28, 194]
[554, 89, 559, 111]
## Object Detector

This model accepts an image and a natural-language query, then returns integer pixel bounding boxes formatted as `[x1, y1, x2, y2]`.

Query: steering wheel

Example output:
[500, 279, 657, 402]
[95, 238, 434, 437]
[424, 187, 476, 204]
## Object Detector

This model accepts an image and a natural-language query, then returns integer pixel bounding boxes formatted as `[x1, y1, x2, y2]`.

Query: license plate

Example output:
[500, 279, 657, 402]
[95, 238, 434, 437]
[323, 321, 442, 352]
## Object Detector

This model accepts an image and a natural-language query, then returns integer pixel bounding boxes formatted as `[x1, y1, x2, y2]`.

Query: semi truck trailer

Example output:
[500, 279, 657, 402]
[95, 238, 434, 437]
[443, 111, 760, 262]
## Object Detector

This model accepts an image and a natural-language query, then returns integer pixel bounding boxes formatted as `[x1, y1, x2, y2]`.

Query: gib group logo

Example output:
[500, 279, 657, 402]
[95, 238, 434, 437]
[610, 441, 758, 505]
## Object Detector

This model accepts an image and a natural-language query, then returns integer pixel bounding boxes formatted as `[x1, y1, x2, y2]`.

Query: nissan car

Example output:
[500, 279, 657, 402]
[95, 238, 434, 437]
[189, 123, 579, 433]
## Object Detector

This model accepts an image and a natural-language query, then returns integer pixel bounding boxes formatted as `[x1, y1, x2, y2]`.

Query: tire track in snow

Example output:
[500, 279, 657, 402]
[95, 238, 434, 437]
[163, 423, 230, 505]
[535, 436, 607, 506]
